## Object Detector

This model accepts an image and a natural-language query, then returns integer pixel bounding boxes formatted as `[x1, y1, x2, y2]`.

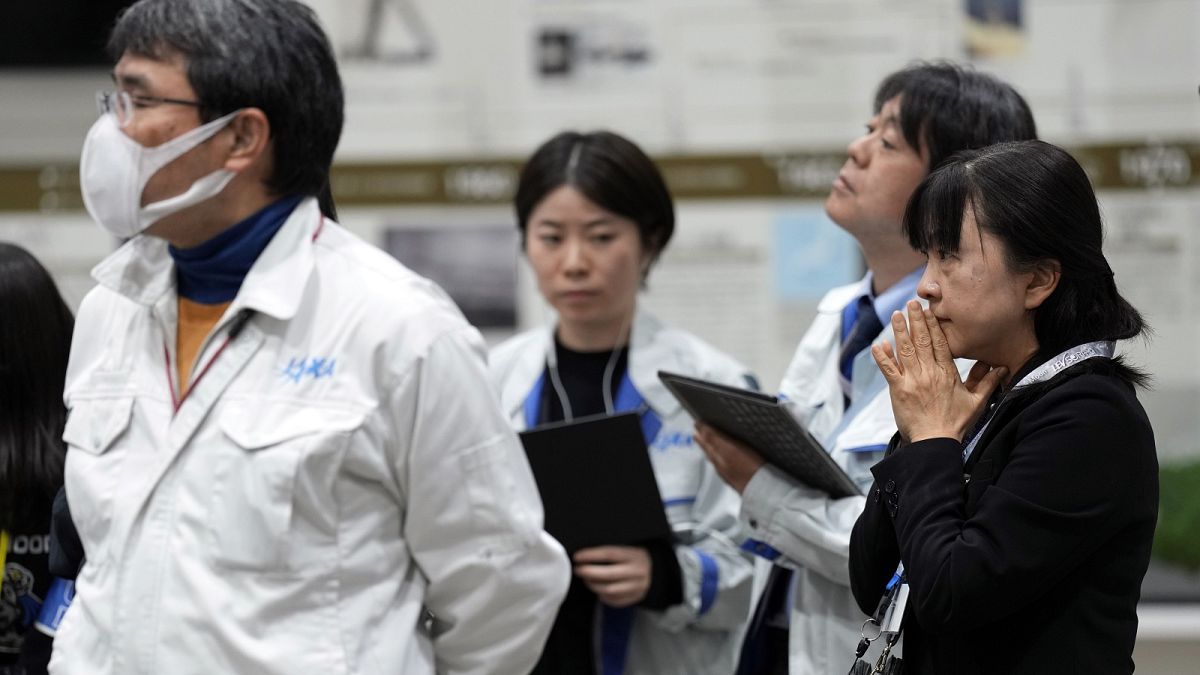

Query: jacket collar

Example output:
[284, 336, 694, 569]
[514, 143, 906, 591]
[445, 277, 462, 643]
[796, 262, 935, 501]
[817, 281, 866, 313]
[507, 307, 684, 422]
[91, 197, 323, 321]
[90, 234, 174, 307]
[231, 198, 321, 321]
[817, 266, 924, 318]
[625, 309, 684, 418]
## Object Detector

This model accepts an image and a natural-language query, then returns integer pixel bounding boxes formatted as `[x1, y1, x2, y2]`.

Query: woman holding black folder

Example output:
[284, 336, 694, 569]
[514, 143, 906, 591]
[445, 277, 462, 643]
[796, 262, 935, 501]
[489, 131, 756, 675]
[848, 140, 1157, 674]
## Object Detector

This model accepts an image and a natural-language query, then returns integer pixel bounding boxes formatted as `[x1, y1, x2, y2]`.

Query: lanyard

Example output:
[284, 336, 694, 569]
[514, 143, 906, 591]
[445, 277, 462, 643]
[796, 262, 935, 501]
[163, 310, 254, 413]
[961, 340, 1115, 464]
[855, 562, 908, 666]
[162, 215, 326, 414]
[876, 563, 907, 635]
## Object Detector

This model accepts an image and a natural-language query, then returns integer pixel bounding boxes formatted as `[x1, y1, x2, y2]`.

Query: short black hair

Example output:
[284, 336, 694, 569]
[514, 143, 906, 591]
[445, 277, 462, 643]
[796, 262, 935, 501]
[0, 243, 73, 529]
[514, 131, 675, 272]
[108, 0, 344, 198]
[875, 62, 1038, 169]
[904, 140, 1148, 363]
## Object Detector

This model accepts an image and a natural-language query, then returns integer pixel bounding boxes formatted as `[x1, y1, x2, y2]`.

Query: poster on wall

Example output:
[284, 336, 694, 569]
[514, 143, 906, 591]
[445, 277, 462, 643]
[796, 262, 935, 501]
[964, 0, 1026, 59]
[302, 0, 479, 157]
[773, 209, 861, 302]
[640, 208, 776, 382]
[336, 0, 436, 64]
[384, 225, 519, 329]
[533, 14, 653, 84]
[666, 1, 957, 148]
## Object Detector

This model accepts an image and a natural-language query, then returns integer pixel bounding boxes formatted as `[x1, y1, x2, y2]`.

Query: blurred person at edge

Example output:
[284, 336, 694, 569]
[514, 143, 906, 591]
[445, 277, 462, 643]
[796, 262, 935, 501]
[849, 139, 1156, 674]
[50, 1, 568, 673]
[693, 62, 1038, 675]
[489, 130, 756, 675]
[0, 244, 74, 675]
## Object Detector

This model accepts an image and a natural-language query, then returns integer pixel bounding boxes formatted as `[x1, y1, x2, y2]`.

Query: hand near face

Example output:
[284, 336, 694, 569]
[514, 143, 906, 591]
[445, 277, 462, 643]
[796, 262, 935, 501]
[694, 423, 765, 494]
[573, 545, 653, 608]
[872, 300, 1008, 443]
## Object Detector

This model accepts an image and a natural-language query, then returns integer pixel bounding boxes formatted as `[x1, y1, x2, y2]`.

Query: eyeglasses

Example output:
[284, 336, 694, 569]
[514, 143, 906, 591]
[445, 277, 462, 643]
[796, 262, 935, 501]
[95, 90, 203, 128]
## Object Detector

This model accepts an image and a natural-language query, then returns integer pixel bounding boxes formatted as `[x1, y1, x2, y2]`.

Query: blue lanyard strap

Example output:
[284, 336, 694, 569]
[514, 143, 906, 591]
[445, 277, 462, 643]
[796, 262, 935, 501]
[871, 564, 906, 625]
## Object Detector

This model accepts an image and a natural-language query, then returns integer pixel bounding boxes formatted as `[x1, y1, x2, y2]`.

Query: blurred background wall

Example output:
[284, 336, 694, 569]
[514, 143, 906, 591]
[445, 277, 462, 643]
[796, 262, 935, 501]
[0, 0, 1197, 670]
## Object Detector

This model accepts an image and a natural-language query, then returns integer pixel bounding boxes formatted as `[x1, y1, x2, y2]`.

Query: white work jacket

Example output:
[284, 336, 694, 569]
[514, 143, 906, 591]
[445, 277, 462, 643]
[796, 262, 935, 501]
[50, 198, 569, 675]
[489, 309, 756, 675]
[739, 281, 970, 674]
[740, 280, 902, 675]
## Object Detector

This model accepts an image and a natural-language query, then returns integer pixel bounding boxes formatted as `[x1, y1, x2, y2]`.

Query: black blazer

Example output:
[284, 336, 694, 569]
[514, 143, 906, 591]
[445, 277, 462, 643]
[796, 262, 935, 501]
[848, 358, 1158, 675]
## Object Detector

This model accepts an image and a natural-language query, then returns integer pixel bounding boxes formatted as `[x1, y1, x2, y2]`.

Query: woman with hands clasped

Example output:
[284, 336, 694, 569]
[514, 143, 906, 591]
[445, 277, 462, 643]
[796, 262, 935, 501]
[872, 302, 1008, 446]
[848, 140, 1158, 675]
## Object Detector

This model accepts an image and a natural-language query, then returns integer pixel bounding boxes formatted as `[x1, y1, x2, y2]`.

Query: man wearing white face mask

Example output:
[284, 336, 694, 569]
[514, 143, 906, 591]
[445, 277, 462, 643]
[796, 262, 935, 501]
[52, 2, 569, 674]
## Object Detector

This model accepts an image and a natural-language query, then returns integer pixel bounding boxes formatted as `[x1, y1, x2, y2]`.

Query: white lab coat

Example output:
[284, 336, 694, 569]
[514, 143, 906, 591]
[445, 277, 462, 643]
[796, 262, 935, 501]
[740, 281, 971, 674]
[489, 309, 756, 675]
[740, 281, 904, 675]
[50, 198, 569, 675]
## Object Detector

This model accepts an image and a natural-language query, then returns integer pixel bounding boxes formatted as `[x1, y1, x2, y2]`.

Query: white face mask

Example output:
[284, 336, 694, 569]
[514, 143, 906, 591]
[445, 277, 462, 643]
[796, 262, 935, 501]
[79, 110, 241, 239]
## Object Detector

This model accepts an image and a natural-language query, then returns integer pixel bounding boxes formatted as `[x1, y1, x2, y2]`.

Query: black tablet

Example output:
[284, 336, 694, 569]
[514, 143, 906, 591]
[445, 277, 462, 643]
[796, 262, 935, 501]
[658, 370, 861, 499]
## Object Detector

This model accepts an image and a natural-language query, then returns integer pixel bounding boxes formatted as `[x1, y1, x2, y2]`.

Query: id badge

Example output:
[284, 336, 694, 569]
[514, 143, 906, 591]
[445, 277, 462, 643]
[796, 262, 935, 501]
[881, 583, 909, 634]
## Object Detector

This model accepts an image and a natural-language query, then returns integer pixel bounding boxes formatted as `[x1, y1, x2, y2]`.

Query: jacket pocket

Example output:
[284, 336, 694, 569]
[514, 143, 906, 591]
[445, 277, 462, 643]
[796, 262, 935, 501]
[62, 396, 134, 455]
[211, 402, 364, 572]
[61, 396, 135, 564]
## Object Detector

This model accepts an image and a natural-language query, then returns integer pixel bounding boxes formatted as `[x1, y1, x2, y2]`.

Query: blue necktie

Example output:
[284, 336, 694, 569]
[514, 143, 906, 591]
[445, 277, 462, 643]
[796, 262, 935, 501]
[839, 295, 884, 383]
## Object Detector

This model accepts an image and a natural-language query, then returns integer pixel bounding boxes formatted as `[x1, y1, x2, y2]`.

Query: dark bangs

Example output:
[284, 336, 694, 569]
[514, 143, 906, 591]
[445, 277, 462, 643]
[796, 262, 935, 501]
[902, 157, 977, 257]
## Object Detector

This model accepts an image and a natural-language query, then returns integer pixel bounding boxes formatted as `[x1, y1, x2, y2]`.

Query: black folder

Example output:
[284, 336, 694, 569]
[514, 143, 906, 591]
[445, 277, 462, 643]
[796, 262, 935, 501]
[519, 412, 673, 553]
[658, 370, 861, 499]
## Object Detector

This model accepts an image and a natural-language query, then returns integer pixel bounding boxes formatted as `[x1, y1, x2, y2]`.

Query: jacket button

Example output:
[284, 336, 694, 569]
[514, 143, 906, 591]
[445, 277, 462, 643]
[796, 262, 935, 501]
[884, 480, 896, 493]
